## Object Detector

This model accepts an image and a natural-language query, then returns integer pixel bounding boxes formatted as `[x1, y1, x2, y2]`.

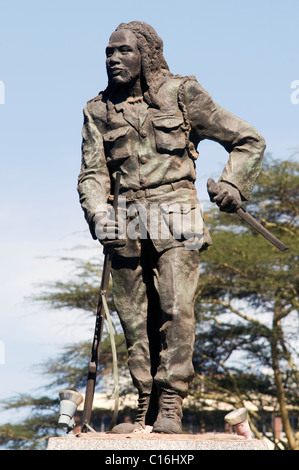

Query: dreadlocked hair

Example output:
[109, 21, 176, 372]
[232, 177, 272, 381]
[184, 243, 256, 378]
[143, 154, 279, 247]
[115, 21, 172, 108]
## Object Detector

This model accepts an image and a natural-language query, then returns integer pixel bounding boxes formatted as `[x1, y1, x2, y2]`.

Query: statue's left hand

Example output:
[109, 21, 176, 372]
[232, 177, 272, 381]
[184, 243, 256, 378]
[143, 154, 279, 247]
[207, 178, 242, 213]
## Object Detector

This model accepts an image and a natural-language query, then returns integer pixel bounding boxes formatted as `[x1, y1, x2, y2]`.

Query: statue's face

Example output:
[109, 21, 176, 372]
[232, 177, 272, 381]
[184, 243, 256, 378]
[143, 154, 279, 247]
[106, 30, 141, 86]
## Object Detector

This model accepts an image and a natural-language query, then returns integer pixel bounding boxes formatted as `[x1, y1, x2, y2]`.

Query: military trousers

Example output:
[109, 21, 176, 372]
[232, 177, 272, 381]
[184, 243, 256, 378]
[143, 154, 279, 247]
[111, 239, 200, 404]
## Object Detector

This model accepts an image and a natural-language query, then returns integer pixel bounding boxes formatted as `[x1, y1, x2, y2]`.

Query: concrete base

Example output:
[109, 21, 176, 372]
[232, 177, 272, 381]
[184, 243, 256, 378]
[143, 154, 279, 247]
[47, 432, 268, 451]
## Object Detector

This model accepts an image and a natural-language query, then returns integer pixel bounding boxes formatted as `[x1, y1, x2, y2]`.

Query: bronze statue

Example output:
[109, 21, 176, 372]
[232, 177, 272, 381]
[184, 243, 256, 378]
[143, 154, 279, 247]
[77, 21, 265, 434]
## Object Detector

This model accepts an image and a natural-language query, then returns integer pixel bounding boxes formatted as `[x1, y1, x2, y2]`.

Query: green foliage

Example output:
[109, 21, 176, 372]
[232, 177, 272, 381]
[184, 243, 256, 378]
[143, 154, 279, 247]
[35, 259, 106, 312]
[0, 256, 127, 449]
[0, 395, 60, 450]
[192, 155, 299, 448]
[1, 155, 298, 449]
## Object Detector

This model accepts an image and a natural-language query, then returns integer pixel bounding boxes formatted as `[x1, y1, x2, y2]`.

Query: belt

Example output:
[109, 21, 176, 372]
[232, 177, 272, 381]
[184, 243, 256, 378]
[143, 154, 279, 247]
[109, 179, 195, 202]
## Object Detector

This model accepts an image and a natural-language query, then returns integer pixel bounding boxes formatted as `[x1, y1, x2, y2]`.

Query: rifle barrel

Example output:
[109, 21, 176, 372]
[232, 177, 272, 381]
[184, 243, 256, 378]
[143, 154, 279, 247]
[81, 171, 121, 431]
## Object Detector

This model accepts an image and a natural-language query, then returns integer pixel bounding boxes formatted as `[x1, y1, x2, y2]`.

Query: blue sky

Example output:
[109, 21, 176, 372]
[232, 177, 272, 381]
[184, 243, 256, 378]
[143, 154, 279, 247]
[0, 0, 298, 422]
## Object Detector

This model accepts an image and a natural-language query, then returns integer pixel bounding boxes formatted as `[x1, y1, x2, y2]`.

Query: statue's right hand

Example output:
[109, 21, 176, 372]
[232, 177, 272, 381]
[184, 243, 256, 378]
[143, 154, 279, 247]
[93, 212, 126, 247]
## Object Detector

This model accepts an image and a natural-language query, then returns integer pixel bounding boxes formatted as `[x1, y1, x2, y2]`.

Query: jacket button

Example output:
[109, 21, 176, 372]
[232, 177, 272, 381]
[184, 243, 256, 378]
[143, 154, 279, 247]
[140, 156, 147, 164]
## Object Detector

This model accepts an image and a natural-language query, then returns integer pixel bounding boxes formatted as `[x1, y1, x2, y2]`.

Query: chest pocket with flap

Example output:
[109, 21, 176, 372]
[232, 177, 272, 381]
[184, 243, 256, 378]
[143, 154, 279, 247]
[152, 115, 186, 154]
[103, 126, 131, 161]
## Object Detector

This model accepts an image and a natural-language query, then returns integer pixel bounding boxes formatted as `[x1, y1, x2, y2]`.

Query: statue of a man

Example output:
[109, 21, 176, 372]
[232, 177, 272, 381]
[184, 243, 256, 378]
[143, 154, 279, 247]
[78, 21, 265, 434]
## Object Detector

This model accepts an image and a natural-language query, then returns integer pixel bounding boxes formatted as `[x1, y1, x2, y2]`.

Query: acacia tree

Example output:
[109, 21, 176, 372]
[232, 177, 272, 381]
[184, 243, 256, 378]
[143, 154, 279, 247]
[192, 156, 299, 449]
[0, 257, 128, 450]
[1, 155, 298, 450]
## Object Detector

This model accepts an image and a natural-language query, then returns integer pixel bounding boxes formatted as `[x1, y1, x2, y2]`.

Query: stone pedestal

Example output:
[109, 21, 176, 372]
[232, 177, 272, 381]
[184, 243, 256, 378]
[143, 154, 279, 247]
[47, 432, 268, 451]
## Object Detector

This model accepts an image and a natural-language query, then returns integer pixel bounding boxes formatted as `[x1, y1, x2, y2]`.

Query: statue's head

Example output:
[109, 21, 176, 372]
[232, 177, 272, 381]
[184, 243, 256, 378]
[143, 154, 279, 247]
[105, 21, 171, 107]
[106, 28, 142, 88]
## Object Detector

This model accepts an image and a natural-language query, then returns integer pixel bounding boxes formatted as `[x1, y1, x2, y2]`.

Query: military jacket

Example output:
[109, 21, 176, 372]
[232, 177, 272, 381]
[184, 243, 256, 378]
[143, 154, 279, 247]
[78, 74, 265, 252]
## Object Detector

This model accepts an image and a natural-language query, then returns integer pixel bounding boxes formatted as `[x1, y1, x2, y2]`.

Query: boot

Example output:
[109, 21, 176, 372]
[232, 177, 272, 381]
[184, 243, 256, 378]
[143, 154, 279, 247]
[152, 389, 183, 434]
[109, 394, 150, 434]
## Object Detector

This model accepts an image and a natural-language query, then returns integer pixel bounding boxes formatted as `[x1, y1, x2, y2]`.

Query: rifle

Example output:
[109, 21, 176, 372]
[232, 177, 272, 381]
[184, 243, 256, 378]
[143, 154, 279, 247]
[207, 178, 289, 252]
[81, 171, 121, 432]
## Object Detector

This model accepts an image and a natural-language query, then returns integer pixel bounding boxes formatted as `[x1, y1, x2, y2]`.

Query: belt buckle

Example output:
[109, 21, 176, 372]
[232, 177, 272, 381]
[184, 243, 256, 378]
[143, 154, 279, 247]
[135, 189, 144, 199]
